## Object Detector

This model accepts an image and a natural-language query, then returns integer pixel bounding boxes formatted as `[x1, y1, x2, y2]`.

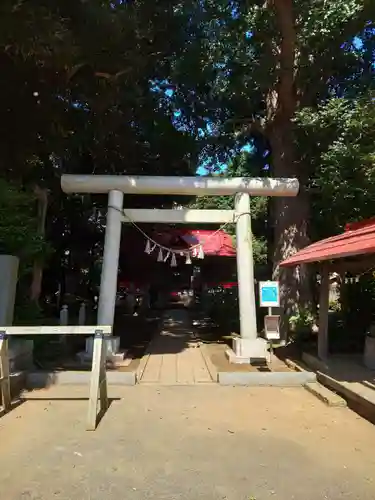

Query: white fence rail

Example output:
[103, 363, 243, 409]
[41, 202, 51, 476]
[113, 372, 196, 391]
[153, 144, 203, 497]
[0, 325, 112, 431]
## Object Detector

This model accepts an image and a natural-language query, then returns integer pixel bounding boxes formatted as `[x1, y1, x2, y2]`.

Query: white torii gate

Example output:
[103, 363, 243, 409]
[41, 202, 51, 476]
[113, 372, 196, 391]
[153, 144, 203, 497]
[61, 175, 299, 361]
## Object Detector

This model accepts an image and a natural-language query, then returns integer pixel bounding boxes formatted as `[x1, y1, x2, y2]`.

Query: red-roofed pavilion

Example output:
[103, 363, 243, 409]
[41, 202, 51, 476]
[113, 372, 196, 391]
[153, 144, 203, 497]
[280, 219, 375, 359]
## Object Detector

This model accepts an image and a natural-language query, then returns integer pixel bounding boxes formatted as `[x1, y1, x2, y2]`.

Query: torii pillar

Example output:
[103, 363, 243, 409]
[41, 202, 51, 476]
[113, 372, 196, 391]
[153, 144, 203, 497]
[61, 175, 299, 361]
[233, 192, 258, 352]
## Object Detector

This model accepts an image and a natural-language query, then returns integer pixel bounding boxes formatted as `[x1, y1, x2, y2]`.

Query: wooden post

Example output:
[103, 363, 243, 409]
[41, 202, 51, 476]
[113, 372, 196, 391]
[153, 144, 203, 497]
[87, 329, 108, 431]
[318, 265, 330, 360]
[0, 331, 11, 414]
[99, 340, 108, 411]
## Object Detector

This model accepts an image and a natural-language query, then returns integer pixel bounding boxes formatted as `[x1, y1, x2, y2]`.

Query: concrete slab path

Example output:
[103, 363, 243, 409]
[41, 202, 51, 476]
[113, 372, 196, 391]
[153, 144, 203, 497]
[302, 352, 375, 416]
[138, 309, 213, 385]
[1, 385, 375, 499]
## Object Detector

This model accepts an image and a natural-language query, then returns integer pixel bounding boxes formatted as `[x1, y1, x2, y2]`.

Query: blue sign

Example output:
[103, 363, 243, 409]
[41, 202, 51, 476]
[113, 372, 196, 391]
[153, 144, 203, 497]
[259, 281, 280, 308]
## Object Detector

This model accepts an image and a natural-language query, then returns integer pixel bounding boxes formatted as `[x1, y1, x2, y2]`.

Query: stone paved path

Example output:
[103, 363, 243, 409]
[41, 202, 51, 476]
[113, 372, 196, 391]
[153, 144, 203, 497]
[138, 309, 213, 385]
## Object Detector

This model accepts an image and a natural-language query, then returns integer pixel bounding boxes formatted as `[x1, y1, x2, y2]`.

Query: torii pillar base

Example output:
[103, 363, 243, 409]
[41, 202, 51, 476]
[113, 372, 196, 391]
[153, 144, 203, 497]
[226, 338, 268, 364]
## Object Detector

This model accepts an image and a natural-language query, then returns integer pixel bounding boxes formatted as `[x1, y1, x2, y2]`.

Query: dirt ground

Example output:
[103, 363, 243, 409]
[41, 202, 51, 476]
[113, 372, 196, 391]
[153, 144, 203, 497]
[1, 385, 375, 500]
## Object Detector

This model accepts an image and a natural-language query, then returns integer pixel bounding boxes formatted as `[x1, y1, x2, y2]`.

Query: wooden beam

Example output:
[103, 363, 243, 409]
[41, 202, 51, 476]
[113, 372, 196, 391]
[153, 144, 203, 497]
[122, 208, 236, 224]
[0, 325, 112, 336]
[329, 254, 375, 275]
[318, 265, 330, 360]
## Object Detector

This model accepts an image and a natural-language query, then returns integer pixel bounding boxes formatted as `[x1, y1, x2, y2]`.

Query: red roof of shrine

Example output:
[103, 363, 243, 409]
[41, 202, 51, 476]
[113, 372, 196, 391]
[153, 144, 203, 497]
[152, 229, 236, 257]
[280, 218, 375, 267]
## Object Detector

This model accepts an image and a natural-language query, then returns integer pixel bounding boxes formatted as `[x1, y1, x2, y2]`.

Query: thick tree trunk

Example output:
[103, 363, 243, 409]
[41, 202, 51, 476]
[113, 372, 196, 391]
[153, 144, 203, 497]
[30, 186, 49, 304]
[269, 127, 311, 314]
[266, 0, 312, 327]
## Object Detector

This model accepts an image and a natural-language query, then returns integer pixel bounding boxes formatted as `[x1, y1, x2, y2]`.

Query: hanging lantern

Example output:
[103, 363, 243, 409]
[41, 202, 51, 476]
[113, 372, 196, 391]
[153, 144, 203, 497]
[150, 243, 156, 254]
[185, 253, 192, 265]
[171, 253, 177, 267]
[198, 245, 205, 259]
[157, 248, 164, 262]
[144, 240, 151, 254]
[164, 251, 170, 262]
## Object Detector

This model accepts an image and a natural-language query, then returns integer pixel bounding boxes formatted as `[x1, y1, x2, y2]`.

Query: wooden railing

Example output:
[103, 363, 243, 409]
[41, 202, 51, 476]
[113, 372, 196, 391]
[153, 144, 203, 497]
[0, 325, 112, 431]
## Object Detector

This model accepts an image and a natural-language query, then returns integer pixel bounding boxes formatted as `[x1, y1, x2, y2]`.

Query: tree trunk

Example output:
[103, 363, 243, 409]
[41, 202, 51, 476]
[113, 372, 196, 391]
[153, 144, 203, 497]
[269, 127, 311, 312]
[30, 186, 49, 304]
[266, 0, 312, 327]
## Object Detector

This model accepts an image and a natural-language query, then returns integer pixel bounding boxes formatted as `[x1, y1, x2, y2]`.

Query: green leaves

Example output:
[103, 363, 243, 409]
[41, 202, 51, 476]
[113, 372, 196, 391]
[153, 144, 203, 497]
[188, 151, 268, 263]
[296, 93, 375, 238]
[0, 0, 373, 319]
[0, 179, 51, 269]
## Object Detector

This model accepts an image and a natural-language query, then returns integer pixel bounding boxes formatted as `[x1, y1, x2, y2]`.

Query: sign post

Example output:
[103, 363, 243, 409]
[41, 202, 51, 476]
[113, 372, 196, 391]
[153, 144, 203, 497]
[259, 281, 280, 364]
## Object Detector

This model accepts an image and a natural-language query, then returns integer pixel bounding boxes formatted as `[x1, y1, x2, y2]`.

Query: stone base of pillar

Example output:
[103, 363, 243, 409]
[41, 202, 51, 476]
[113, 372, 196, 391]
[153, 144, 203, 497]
[226, 337, 268, 364]
[77, 336, 131, 367]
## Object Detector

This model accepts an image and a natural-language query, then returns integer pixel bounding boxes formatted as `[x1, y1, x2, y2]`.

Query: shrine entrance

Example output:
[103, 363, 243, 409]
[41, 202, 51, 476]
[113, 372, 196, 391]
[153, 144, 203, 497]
[61, 174, 298, 362]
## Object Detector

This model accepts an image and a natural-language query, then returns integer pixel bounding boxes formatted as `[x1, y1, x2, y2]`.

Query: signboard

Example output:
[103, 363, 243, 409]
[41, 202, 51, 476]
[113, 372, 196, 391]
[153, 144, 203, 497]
[259, 281, 280, 308]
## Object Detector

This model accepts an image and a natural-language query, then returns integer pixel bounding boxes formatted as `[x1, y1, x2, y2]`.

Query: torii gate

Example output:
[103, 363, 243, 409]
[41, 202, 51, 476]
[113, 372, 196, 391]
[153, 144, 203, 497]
[61, 175, 298, 361]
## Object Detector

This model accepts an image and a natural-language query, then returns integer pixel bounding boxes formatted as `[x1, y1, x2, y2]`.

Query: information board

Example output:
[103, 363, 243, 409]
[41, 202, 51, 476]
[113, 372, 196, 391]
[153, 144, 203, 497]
[259, 281, 280, 308]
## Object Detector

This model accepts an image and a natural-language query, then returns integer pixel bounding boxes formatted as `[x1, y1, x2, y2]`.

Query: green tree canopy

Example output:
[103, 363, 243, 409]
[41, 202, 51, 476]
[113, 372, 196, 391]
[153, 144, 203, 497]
[297, 92, 375, 240]
[1, 0, 374, 326]
[172, 0, 374, 314]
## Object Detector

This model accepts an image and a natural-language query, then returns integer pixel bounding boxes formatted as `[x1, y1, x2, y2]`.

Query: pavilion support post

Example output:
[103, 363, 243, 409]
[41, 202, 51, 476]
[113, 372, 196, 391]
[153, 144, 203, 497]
[97, 190, 123, 327]
[318, 265, 329, 360]
[230, 193, 266, 362]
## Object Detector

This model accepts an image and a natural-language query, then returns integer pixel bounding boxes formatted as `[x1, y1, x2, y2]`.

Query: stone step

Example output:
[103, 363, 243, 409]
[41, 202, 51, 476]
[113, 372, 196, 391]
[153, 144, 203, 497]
[362, 380, 375, 391]
[304, 381, 347, 407]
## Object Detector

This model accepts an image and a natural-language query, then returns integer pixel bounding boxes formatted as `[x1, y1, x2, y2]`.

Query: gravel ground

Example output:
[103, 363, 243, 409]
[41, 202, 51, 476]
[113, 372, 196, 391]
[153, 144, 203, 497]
[0, 385, 375, 500]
